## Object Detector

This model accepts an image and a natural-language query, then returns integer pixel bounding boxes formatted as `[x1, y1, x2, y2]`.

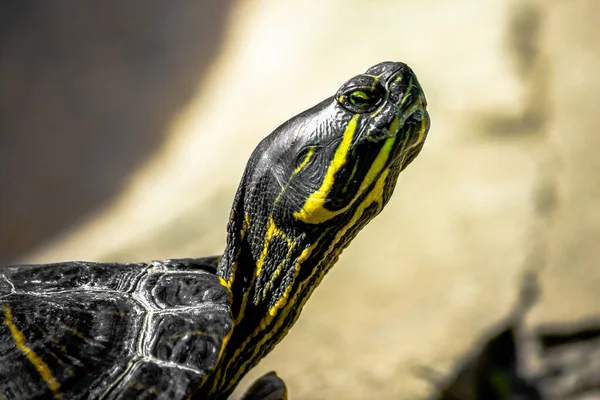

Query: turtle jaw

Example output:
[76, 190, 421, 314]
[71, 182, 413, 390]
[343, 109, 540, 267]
[373, 65, 430, 176]
[365, 63, 429, 141]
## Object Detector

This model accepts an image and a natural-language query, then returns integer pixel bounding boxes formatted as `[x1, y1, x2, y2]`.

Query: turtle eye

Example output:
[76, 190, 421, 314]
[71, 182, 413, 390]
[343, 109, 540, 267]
[338, 88, 383, 113]
[349, 90, 376, 108]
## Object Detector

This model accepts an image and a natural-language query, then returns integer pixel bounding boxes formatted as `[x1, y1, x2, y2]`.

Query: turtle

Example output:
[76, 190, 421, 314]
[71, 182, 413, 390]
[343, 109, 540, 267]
[0, 61, 430, 400]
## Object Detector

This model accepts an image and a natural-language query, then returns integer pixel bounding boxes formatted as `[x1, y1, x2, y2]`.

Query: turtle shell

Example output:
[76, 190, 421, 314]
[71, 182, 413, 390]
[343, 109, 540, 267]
[0, 257, 231, 399]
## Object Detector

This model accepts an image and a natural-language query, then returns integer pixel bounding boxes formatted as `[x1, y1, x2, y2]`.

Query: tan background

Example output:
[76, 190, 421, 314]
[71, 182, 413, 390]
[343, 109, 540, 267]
[1, 1, 598, 399]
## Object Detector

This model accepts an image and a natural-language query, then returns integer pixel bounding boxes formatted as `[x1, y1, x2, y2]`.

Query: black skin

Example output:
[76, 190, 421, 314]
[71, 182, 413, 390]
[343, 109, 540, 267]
[239, 372, 287, 400]
[0, 62, 430, 400]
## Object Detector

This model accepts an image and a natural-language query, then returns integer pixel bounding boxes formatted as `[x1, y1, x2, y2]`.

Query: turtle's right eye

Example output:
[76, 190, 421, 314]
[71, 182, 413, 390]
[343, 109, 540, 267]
[349, 90, 378, 108]
[337, 87, 384, 113]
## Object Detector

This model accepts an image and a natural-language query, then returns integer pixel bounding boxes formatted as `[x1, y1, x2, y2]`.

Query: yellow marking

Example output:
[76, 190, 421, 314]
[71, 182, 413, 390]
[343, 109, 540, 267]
[209, 141, 317, 392]
[341, 162, 359, 194]
[221, 242, 319, 390]
[294, 147, 315, 175]
[252, 136, 317, 304]
[209, 325, 232, 393]
[219, 162, 390, 393]
[365, 72, 390, 117]
[2, 305, 63, 399]
[36, 323, 67, 352]
[126, 381, 157, 394]
[371, 101, 389, 118]
[399, 117, 414, 153]
[254, 218, 276, 278]
[359, 123, 397, 193]
[35, 324, 51, 338]
[226, 259, 238, 288]
[255, 218, 294, 276]
[326, 170, 390, 257]
[232, 270, 256, 325]
[208, 87, 427, 393]
[218, 117, 402, 392]
[396, 113, 427, 170]
[370, 75, 380, 90]
[247, 171, 392, 382]
[295, 114, 397, 225]
[225, 213, 251, 286]
[400, 76, 414, 106]
[218, 276, 231, 292]
[58, 322, 90, 343]
[217, 328, 231, 362]
[369, 84, 395, 120]
[293, 114, 359, 223]
[249, 170, 393, 383]
[232, 219, 292, 325]
[351, 90, 370, 100]
[215, 101, 422, 394]
[364, 72, 384, 80]
[387, 114, 402, 137]
[301, 171, 389, 308]
[406, 117, 427, 153]
[262, 233, 298, 301]
[254, 217, 296, 303]
[370, 105, 385, 119]
[274, 146, 316, 206]
[261, 259, 285, 301]
[267, 244, 316, 319]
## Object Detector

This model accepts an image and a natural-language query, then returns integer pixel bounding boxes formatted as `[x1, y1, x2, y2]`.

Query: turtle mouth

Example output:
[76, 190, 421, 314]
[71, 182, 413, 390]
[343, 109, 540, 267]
[390, 99, 428, 139]
[392, 68, 428, 134]
[384, 68, 430, 166]
[362, 64, 428, 144]
[391, 105, 430, 171]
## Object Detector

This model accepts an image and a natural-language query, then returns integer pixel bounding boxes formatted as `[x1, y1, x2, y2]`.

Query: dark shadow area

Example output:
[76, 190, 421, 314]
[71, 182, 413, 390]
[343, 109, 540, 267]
[429, 326, 541, 400]
[0, 0, 236, 263]
[430, 320, 600, 400]
[428, 275, 600, 400]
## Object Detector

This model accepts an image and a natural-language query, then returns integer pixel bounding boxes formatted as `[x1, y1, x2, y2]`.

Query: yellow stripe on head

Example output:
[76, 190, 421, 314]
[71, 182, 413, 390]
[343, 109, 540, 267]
[400, 75, 414, 106]
[293, 114, 359, 224]
[293, 147, 315, 175]
[294, 114, 398, 225]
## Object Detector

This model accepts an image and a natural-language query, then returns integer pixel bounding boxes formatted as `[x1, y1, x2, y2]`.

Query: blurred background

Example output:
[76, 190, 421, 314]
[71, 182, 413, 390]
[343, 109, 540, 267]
[1, 0, 598, 399]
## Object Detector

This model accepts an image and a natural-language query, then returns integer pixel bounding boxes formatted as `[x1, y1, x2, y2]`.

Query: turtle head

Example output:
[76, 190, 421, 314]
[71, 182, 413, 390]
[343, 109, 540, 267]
[208, 62, 429, 396]
[287, 60, 429, 224]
